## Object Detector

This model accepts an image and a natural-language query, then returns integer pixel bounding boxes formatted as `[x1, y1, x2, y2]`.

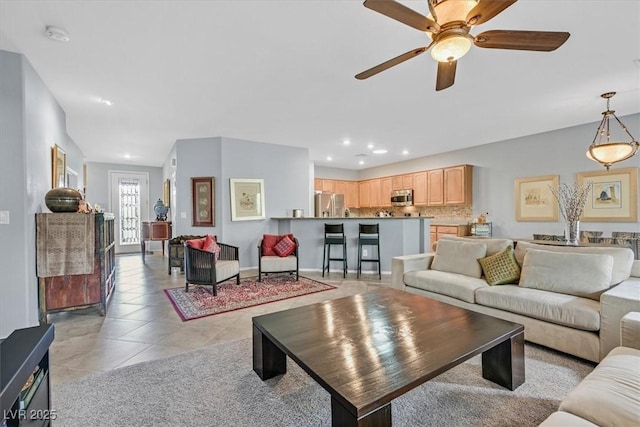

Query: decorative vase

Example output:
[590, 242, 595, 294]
[44, 188, 82, 212]
[565, 220, 580, 246]
[154, 199, 168, 221]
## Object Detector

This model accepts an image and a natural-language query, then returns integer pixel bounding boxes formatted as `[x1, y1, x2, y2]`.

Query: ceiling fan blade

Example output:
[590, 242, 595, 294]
[474, 30, 570, 51]
[466, 0, 517, 26]
[355, 47, 429, 80]
[427, 0, 438, 22]
[363, 0, 439, 32]
[436, 60, 457, 91]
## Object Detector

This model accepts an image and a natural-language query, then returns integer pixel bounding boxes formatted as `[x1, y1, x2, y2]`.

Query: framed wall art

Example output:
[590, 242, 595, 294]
[229, 178, 265, 221]
[51, 144, 66, 188]
[577, 167, 638, 222]
[514, 175, 559, 221]
[191, 177, 214, 226]
[163, 178, 171, 207]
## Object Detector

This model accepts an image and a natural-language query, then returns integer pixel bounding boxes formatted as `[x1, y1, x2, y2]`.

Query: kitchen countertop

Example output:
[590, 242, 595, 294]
[271, 216, 434, 220]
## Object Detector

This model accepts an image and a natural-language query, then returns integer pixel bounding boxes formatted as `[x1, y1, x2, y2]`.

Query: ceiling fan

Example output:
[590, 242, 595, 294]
[355, 0, 570, 90]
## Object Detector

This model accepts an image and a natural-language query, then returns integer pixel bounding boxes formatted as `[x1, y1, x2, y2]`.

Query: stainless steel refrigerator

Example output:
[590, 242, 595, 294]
[314, 193, 345, 218]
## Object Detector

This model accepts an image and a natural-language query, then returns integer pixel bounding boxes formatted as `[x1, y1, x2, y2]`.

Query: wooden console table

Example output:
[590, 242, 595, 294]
[141, 221, 172, 263]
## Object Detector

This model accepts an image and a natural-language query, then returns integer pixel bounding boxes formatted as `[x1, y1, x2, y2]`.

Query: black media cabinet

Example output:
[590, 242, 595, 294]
[1, 324, 55, 426]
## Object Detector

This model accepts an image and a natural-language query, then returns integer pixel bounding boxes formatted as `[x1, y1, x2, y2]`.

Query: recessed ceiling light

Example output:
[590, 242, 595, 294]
[343, 139, 350, 145]
[327, 156, 332, 161]
[45, 26, 70, 42]
[372, 149, 387, 154]
[98, 98, 114, 106]
[123, 154, 131, 159]
[367, 144, 374, 149]
[402, 150, 409, 155]
[359, 160, 365, 165]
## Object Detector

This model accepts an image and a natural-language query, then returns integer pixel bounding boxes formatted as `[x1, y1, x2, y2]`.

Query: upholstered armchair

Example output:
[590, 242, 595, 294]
[257, 235, 299, 282]
[184, 240, 240, 295]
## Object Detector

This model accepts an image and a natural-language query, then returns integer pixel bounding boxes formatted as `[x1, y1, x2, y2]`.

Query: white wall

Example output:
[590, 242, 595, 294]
[354, 114, 640, 238]
[0, 51, 84, 337]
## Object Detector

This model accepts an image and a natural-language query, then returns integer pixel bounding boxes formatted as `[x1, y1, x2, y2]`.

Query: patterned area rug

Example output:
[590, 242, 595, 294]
[164, 276, 336, 321]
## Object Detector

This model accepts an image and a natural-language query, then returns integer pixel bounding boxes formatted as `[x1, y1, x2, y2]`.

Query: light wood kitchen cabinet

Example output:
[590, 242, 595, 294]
[314, 178, 322, 192]
[381, 177, 392, 206]
[333, 180, 346, 197]
[413, 172, 427, 205]
[391, 175, 403, 190]
[321, 179, 335, 193]
[427, 169, 444, 206]
[402, 174, 414, 190]
[444, 165, 473, 205]
[346, 181, 359, 208]
[430, 224, 470, 244]
[359, 181, 371, 208]
[370, 179, 381, 207]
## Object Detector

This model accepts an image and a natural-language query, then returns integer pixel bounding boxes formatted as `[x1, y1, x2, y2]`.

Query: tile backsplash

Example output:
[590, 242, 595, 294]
[352, 205, 473, 220]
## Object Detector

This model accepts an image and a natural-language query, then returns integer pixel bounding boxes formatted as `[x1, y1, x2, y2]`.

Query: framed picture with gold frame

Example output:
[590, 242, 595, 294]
[51, 144, 66, 188]
[191, 177, 214, 226]
[163, 178, 171, 206]
[514, 175, 559, 221]
[577, 167, 638, 222]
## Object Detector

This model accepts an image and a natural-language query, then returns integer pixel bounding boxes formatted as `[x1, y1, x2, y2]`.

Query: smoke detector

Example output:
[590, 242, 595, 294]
[45, 26, 70, 42]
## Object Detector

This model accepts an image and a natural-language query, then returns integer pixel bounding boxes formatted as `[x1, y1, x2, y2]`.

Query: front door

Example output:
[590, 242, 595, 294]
[109, 171, 149, 254]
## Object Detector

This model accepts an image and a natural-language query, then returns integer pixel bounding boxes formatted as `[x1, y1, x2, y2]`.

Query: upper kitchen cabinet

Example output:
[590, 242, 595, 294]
[427, 169, 444, 206]
[314, 178, 322, 192]
[333, 180, 346, 197]
[346, 181, 359, 208]
[427, 165, 473, 206]
[359, 180, 371, 208]
[413, 172, 427, 205]
[392, 174, 414, 190]
[321, 179, 335, 193]
[370, 179, 381, 207]
[444, 165, 473, 205]
[391, 175, 403, 190]
[381, 177, 392, 207]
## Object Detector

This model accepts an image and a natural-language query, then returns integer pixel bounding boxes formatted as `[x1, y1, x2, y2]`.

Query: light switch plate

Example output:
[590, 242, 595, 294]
[180, 212, 187, 219]
[0, 211, 9, 224]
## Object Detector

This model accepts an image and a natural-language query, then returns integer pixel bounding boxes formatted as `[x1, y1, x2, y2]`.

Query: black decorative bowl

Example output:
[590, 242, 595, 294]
[45, 188, 82, 212]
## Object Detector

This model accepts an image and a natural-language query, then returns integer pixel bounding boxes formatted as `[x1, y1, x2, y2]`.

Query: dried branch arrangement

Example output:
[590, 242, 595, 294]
[549, 181, 593, 222]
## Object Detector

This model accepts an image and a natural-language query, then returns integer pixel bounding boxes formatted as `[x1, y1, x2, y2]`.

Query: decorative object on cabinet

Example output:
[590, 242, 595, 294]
[470, 222, 492, 237]
[230, 178, 265, 221]
[153, 198, 168, 221]
[548, 180, 592, 245]
[168, 235, 206, 275]
[514, 175, 559, 221]
[44, 187, 82, 212]
[141, 221, 172, 263]
[36, 213, 115, 323]
[1, 325, 55, 427]
[163, 178, 171, 206]
[51, 144, 66, 188]
[577, 167, 638, 222]
[586, 92, 639, 170]
[191, 177, 215, 226]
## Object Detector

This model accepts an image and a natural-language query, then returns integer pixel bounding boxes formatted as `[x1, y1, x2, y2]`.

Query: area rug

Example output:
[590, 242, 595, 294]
[164, 275, 336, 321]
[52, 338, 594, 427]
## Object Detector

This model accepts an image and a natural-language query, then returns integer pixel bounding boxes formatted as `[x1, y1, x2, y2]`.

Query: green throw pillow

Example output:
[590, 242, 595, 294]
[478, 246, 521, 285]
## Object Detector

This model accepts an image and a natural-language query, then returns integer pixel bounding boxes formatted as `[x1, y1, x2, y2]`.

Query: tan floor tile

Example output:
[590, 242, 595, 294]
[115, 344, 190, 368]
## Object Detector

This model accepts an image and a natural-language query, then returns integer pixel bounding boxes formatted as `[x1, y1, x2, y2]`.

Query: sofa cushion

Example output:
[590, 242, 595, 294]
[475, 285, 601, 331]
[515, 241, 633, 286]
[519, 249, 613, 300]
[215, 260, 239, 282]
[478, 246, 521, 285]
[404, 270, 489, 303]
[439, 235, 513, 256]
[431, 239, 487, 278]
[261, 255, 297, 272]
[538, 411, 599, 426]
[559, 346, 640, 426]
[273, 235, 296, 257]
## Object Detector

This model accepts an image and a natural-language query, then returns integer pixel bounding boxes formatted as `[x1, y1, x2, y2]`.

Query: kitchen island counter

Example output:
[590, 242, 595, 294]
[272, 217, 431, 275]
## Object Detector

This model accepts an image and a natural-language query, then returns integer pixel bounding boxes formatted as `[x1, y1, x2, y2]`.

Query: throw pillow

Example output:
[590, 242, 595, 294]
[431, 239, 487, 278]
[478, 246, 521, 285]
[262, 234, 294, 256]
[273, 235, 296, 257]
[439, 235, 513, 256]
[202, 234, 221, 261]
[185, 237, 206, 249]
[519, 248, 614, 299]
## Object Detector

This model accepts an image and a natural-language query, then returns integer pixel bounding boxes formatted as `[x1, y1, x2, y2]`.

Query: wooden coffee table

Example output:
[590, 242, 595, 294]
[252, 287, 524, 426]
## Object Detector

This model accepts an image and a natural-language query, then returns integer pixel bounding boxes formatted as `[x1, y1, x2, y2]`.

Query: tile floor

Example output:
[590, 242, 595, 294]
[48, 252, 389, 385]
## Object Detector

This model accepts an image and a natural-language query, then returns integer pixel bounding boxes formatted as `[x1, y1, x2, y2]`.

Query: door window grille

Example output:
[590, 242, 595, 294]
[119, 178, 140, 245]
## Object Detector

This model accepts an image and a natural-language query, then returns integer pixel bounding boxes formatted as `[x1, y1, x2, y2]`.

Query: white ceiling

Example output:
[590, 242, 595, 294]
[1, 1, 639, 170]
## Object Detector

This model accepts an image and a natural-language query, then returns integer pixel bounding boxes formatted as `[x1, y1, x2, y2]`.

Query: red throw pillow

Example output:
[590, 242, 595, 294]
[262, 234, 280, 256]
[273, 235, 296, 257]
[186, 237, 206, 249]
[202, 234, 221, 261]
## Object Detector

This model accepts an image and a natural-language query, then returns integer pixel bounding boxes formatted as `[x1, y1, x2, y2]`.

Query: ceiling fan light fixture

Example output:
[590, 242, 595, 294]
[431, 33, 472, 62]
[586, 92, 639, 170]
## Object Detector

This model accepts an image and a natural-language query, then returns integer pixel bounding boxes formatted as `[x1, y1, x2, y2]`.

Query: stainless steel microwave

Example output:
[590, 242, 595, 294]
[391, 189, 413, 206]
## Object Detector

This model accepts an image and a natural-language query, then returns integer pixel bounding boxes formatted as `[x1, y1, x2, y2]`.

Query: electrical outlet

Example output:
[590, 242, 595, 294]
[362, 249, 368, 257]
[0, 211, 8, 224]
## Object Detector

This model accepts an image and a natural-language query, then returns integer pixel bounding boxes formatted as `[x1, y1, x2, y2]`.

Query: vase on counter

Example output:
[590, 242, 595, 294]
[44, 188, 82, 212]
[565, 220, 580, 246]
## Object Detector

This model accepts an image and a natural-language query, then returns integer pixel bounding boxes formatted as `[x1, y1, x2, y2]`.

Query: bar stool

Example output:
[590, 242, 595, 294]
[322, 223, 347, 278]
[358, 223, 381, 279]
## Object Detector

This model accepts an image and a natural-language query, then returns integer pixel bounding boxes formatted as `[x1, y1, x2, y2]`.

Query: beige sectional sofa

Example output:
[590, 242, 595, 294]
[391, 236, 640, 362]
